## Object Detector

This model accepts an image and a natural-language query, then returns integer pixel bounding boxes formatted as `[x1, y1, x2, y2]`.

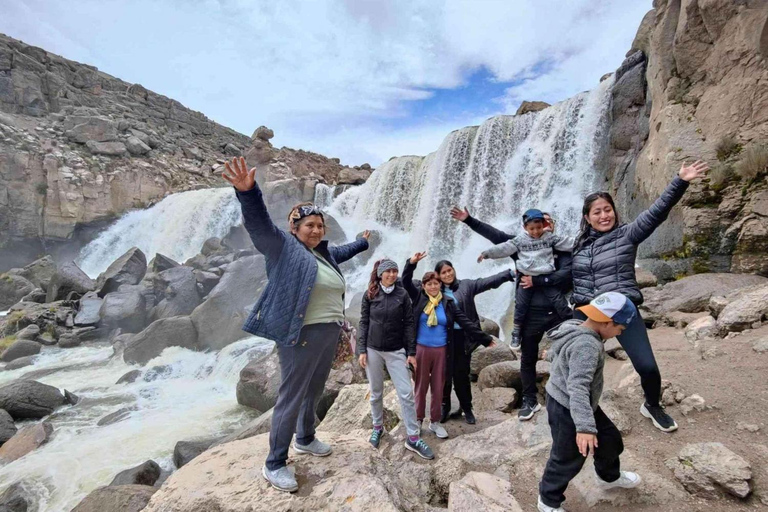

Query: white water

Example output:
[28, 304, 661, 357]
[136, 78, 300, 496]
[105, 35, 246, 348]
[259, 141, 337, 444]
[77, 188, 241, 278]
[0, 337, 272, 511]
[314, 183, 337, 209]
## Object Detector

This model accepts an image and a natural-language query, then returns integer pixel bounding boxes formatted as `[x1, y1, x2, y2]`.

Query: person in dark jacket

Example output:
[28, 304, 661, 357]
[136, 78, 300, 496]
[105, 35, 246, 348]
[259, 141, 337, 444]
[570, 160, 709, 433]
[357, 259, 434, 460]
[451, 207, 572, 422]
[402, 252, 495, 439]
[223, 157, 370, 493]
[433, 259, 514, 424]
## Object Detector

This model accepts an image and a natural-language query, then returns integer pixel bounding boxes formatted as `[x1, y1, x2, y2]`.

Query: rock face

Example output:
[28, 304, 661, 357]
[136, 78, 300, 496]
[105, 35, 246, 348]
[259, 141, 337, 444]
[46, 261, 95, 302]
[0, 273, 35, 309]
[0, 380, 65, 419]
[667, 442, 752, 498]
[236, 347, 280, 412]
[71, 485, 157, 512]
[123, 316, 198, 364]
[448, 472, 524, 512]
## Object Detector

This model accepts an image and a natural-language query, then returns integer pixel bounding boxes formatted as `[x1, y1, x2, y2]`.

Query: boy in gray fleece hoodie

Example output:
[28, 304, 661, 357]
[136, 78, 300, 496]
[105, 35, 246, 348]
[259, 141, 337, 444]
[537, 292, 642, 512]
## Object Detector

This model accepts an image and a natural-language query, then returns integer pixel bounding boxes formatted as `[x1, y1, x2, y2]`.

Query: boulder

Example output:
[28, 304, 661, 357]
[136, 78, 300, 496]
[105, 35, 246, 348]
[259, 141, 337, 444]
[16, 255, 56, 291]
[476, 387, 518, 413]
[515, 101, 550, 115]
[3, 356, 36, 371]
[123, 316, 199, 365]
[86, 140, 127, 156]
[150, 267, 201, 321]
[74, 291, 103, 327]
[470, 345, 515, 378]
[0, 421, 53, 462]
[0, 380, 65, 419]
[99, 289, 147, 333]
[223, 143, 242, 157]
[344, 291, 365, 331]
[0, 409, 17, 445]
[236, 348, 280, 411]
[200, 237, 226, 257]
[97, 407, 137, 427]
[0, 340, 41, 362]
[173, 438, 218, 468]
[125, 135, 151, 155]
[479, 316, 501, 337]
[716, 284, 768, 333]
[190, 255, 267, 351]
[666, 442, 752, 498]
[684, 315, 718, 342]
[337, 167, 371, 185]
[319, 382, 399, 433]
[149, 253, 180, 273]
[679, 394, 706, 416]
[21, 288, 47, 303]
[213, 409, 273, 447]
[109, 460, 161, 486]
[477, 360, 550, 391]
[635, 267, 658, 288]
[71, 485, 157, 512]
[448, 472, 523, 512]
[193, 270, 220, 297]
[252, 126, 274, 141]
[65, 116, 118, 143]
[753, 339, 768, 353]
[116, 370, 142, 384]
[0, 482, 28, 512]
[96, 247, 147, 297]
[58, 326, 99, 348]
[0, 274, 36, 309]
[46, 262, 95, 302]
[14, 324, 39, 341]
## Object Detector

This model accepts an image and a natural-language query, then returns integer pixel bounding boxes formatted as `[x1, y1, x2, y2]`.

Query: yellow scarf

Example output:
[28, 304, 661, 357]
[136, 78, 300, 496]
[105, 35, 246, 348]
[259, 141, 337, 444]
[423, 292, 443, 327]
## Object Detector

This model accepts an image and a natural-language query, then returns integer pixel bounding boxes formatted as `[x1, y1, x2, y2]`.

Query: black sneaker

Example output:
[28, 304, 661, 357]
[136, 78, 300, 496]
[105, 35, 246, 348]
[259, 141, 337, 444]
[440, 403, 451, 423]
[369, 428, 384, 449]
[641, 403, 678, 432]
[405, 437, 434, 460]
[509, 327, 522, 349]
[518, 399, 541, 421]
[464, 409, 476, 425]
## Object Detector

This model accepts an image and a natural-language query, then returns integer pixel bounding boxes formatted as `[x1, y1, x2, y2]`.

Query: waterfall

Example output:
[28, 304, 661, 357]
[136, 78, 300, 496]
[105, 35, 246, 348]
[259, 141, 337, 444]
[332, 77, 615, 327]
[77, 188, 241, 277]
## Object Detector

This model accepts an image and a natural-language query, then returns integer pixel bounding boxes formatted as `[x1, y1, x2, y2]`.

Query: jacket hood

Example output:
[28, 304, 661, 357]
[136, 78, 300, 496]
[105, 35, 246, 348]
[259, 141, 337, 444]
[546, 319, 602, 360]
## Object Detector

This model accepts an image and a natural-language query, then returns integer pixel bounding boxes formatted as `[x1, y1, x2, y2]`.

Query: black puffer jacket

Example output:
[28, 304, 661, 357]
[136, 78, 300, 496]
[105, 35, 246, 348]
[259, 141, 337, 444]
[571, 177, 689, 306]
[357, 282, 416, 356]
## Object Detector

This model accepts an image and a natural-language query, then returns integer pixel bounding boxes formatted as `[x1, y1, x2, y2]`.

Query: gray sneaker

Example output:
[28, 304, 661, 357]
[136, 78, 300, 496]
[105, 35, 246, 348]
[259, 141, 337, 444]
[404, 437, 435, 460]
[293, 438, 333, 457]
[262, 465, 298, 493]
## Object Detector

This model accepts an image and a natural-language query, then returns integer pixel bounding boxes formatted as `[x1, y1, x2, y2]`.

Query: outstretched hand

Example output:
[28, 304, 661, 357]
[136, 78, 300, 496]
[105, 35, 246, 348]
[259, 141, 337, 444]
[410, 251, 428, 265]
[361, 230, 371, 240]
[450, 206, 470, 222]
[477, 253, 486, 263]
[222, 156, 256, 192]
[678, 160, 709, 182]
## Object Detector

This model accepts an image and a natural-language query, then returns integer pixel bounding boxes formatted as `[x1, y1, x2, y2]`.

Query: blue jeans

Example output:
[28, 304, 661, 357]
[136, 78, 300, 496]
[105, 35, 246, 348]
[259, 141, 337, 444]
[573, 308, 661, 406]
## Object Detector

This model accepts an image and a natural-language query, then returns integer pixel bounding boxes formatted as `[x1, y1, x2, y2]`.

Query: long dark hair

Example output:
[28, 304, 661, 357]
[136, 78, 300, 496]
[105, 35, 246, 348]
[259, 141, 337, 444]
[367, 260, 382, 300]
[574, 192, 620, 252]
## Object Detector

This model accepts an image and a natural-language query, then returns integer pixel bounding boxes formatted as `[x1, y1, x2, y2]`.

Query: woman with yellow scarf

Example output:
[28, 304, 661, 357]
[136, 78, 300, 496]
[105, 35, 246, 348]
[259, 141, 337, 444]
[402, 252, 495, 440]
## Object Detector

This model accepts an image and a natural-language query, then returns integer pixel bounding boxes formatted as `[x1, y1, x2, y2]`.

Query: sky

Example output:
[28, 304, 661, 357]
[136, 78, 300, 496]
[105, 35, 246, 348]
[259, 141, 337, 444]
[1, 0, 651, 166]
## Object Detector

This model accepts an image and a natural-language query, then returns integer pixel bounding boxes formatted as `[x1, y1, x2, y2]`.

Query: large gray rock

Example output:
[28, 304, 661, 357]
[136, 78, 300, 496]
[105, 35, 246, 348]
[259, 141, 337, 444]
[3, 356, 36, 371]
[337, 167, 371, 185]
[684, 315, 718, 342]
[0, 409, 17, 445]
[344, 291, 365, 332]
[110, 460, 161, 486]
[74, 291, 103, 327]
[97, 247, 147, 297]
[123, 316, 199, 365]
[46, 262, 95, 302]
[125, 135, 151, 156]
[318, 382, 399, 433]
[58, 326, 99, 348]
[716, 284, 768, 333]
[173, 438, 218, 468]
[99, 289, 147, 333]
[477, 360, 550, 392]
[14, 324, 40, 341]
[0, 482, 28, 512]
[213, 408, 273, 447]
[150, 267, 201, 321]
[15, 255, 56, 291]
[0, 340, 41, 362]
[71, 485, 157, 512]
[236, 348, 279, 411]
[0, 274, 36, 309]
[190, 255, 267, 351]
[0, 380, 65, 419]
[149, 253, 180, 273]
[0, 421, 53, 462]
[193, 270, 220, 297]
[85, 140, 127, 156]
[66, 116, 118, 143]
[470, 345, 515, 379]
[666, 442, 752, 498]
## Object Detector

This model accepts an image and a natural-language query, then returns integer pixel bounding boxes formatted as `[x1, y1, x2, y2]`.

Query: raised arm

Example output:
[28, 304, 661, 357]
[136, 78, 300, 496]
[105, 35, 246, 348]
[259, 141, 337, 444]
[451, 207, 514, 245]
[329, 234, 370, 264]
[552, 235, 575, 252]
[224, 157, 286, 262]
[401, 252, 425, 301]
[625, 161, 708, 245]
[480, 240, 519, 261]
[469, 269, 515, 295]
[450, 300, 493, 347]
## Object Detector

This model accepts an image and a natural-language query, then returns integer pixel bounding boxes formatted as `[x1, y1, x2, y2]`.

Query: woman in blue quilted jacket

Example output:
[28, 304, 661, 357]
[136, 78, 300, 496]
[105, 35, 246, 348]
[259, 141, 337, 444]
[223, 157, 370, 493]
[571, 160, 708, 434]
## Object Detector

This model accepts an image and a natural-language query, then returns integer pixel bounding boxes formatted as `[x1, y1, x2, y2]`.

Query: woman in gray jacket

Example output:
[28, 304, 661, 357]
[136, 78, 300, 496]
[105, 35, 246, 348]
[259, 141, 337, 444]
[571, 160, 708, 433]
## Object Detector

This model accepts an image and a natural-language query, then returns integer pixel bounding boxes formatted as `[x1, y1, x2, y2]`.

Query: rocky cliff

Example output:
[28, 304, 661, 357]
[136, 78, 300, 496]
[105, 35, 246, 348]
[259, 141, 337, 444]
[0, 33, 370, 270]
[607, 0, 768, 277]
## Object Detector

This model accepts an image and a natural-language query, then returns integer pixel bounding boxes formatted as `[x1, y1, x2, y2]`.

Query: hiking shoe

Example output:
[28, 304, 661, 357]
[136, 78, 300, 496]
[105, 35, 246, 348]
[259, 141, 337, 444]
[440, 403, 451, 423]
[429, 421, 449, 439]
[405, 437, 435, 460]
[464, 409, 476, 425]
[369, 428, 384, 449]
[537, 495, 566, 512]
[293, 438, 333, 456]
[640, 403, 678, 432]
[262, 465, 298, 493]
[518, 400, 541, 421]
[509, 329, 522, 349]
[596, 470, 642, 489]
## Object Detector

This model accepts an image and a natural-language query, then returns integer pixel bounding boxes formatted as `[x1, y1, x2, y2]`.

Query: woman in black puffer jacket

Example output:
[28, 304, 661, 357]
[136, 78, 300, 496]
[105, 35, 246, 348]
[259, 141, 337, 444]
[571, 160, 709, 433]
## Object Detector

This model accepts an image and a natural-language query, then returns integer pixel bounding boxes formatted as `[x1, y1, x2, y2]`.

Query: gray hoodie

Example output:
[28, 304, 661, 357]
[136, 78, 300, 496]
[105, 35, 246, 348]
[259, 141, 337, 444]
[545, 319, 605, 434]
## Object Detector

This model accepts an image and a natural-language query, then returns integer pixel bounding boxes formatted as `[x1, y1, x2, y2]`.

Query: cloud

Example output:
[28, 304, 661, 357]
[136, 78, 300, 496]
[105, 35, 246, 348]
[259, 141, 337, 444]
[1, 0, 652, 165]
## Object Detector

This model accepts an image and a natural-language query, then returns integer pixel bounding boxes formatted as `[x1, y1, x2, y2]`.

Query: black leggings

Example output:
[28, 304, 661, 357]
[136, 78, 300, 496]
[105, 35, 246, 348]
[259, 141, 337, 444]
[442, 330, 473, 412]
[573, 308, 661, 406]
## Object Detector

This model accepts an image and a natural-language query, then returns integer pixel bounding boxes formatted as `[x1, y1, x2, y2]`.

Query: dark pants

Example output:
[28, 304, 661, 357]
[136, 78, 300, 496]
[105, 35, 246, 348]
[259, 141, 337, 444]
[265, 322, 341, 470]
[539, 394, 624, 508]
[573, 309, 661, 406]
[415, 344, 447, 423]
[442, 330, 472, 412]
[514, 281, 571, 328]
[520, 307, 562, 404]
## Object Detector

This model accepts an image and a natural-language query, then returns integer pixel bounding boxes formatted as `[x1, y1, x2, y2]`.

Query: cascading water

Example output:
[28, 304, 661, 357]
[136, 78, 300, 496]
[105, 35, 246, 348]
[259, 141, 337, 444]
[77, 187, 241, 278]
[314, 183, 337, 208]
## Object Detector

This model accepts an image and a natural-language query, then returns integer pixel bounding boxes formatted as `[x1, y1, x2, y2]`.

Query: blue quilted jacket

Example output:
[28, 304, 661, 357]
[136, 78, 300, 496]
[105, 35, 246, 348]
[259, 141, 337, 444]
[235, 185, 369, 347]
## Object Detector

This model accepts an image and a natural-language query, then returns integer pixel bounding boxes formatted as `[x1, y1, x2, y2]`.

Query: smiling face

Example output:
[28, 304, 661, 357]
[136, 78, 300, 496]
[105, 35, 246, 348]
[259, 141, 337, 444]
[424, 279, 442, 297]
[380, 268, 398, 287]
[524, 219, 546, 239]
[438, 264, 455, 285]
[292, 215, 325, 249]
[586, 198, 617, 232]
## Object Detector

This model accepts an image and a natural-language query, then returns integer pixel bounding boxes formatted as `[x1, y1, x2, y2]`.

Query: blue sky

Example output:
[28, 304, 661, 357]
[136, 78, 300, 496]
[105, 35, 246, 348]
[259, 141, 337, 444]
[1, 0, 652, 166]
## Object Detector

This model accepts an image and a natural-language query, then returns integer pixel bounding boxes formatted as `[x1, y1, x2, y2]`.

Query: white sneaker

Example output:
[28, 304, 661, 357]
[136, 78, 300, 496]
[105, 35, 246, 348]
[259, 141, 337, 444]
[595, 470, 642, 489]
[428, 421, 449, 439]
[537, 495, 566, 511]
